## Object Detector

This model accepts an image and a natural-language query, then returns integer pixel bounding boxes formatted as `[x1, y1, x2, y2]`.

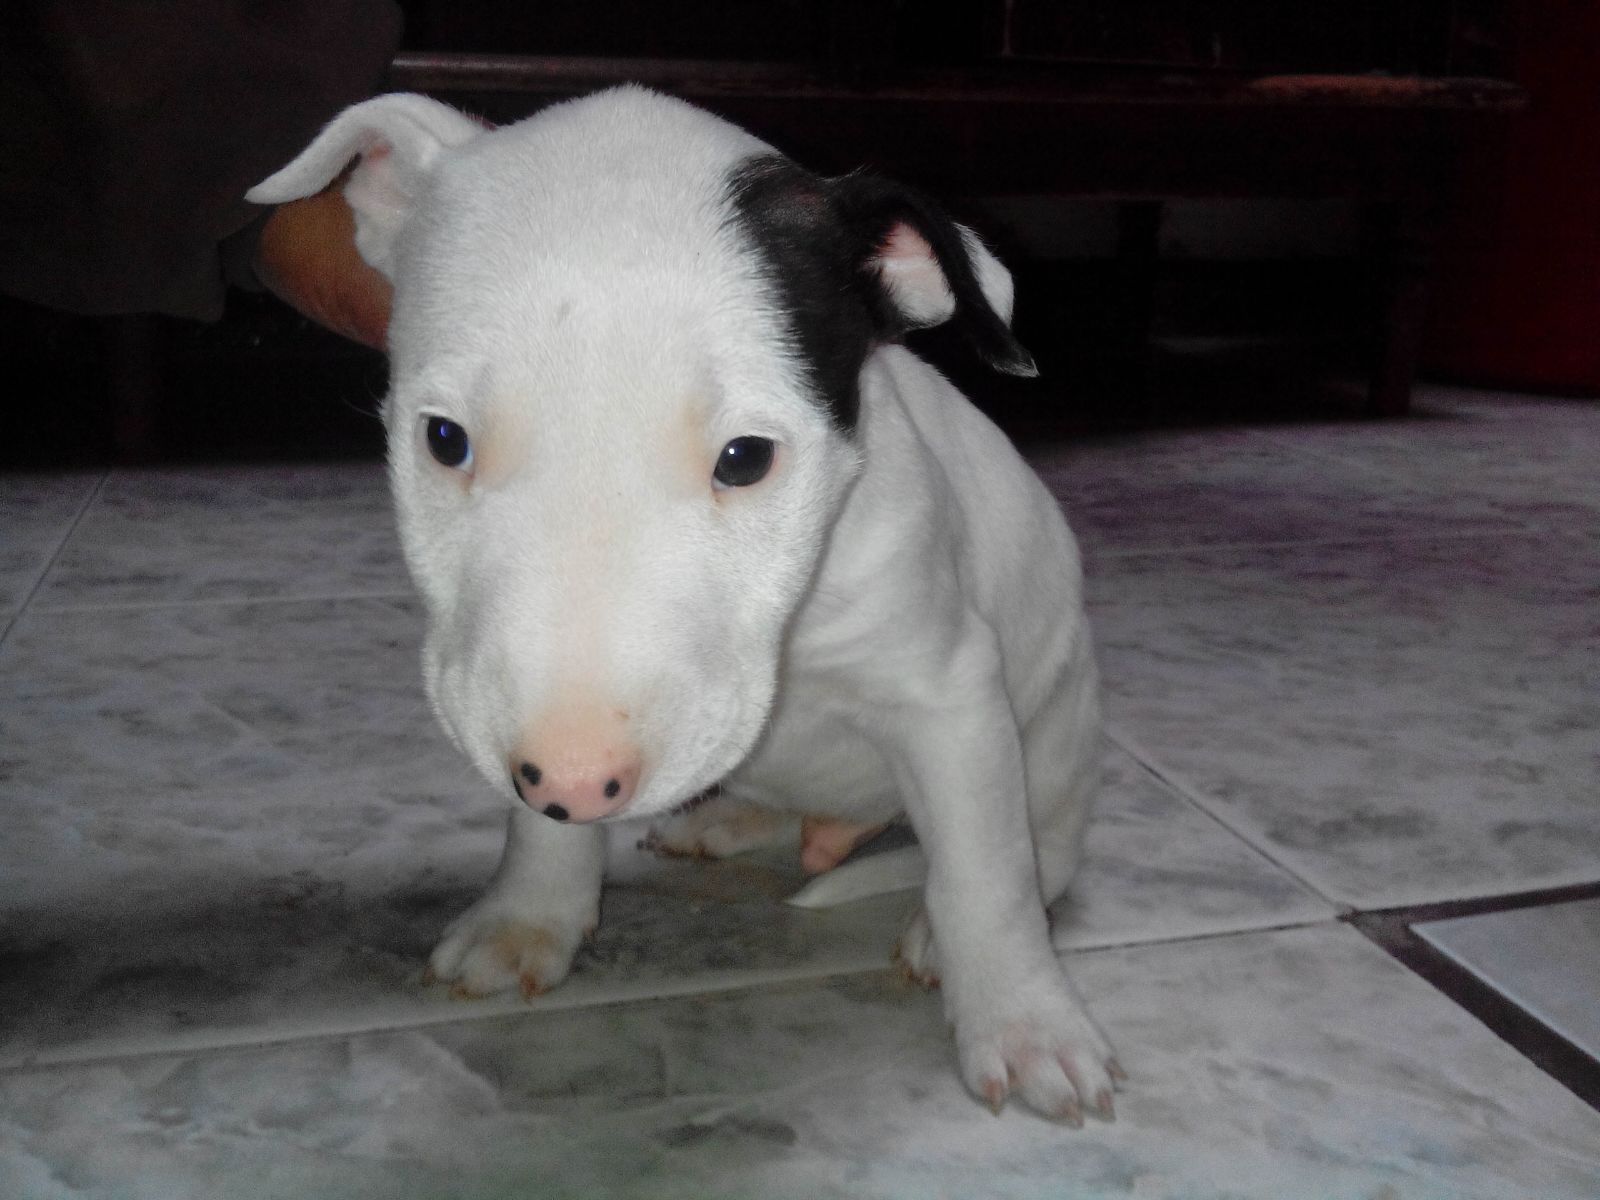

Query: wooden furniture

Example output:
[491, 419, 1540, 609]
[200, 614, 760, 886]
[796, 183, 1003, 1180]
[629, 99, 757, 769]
[36, 3, 1526, 468]
[387, 2, 1525, 416]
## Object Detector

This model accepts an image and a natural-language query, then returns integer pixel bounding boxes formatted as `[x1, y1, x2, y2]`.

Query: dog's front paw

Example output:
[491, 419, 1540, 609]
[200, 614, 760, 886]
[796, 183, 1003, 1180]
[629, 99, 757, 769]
[953, 984, 1125, 1126]
[425, 906, 588, 1001]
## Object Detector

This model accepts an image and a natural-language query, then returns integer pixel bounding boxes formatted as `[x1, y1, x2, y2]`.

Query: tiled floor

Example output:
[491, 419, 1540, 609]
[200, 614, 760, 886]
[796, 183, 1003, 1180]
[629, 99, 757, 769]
[1, 385, 1597, 1198]
[1417, 898, 1600, 1063]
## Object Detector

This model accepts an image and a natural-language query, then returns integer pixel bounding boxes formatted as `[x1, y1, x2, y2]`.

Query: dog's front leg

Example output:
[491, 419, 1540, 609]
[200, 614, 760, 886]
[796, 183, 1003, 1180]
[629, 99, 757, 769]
[426, 805, 603, 999]
[885, 623, 1120, 1125]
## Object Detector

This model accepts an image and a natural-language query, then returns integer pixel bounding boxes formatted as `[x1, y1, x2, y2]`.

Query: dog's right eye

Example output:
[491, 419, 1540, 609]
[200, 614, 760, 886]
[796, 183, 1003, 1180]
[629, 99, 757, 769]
[713, 436, 775, 489]
[424, 417, 472, 470]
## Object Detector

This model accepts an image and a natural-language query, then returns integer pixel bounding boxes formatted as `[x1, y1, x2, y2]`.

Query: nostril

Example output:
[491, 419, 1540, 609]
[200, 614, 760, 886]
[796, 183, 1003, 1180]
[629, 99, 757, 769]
[508, 724, 638, 820]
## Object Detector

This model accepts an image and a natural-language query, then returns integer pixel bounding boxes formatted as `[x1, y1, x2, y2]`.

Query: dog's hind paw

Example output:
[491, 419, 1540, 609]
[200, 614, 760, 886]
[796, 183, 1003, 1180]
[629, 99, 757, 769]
[643, 796, 796, 861]
[892, 907, 941, 986]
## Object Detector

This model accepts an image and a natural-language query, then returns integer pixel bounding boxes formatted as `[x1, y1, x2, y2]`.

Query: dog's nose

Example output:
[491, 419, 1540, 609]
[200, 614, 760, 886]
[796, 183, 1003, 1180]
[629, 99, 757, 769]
[508, 709, 640, 822]
[511, 758, 639, 822]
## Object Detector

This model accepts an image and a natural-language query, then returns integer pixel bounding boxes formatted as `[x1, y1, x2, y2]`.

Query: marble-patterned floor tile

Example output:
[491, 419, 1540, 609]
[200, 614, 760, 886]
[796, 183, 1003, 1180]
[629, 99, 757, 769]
[0, 597, 1320, 1067]
[1416, 897, 1600, 1061]
[1407, 383, 1600, 425]
[33, 463, 408, 608]
[3, 925, 1597, 1200]
[0, 598, 909, 1066]
[0, 472, 100, 619]
[1026, 423, 1524, 562]
[1247, 388, 1600, 526]
[0, 843, 925, 1071]
[1088, 530, 1600, 908]
[1060, 744, 1332, 948]
[0, 599, 478, 917]
[0, 596, 492, 1062]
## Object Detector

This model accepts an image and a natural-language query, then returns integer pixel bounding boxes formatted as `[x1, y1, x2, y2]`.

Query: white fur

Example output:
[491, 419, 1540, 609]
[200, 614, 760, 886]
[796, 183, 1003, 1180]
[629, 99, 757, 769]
[252, 86, 1120, 1122]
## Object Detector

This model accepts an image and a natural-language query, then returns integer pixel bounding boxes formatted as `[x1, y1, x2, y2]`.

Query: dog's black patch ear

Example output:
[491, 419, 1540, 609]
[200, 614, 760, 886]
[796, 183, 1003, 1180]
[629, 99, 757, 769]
[831, 172, 1038, 378]
[727, 156, 1036, 431]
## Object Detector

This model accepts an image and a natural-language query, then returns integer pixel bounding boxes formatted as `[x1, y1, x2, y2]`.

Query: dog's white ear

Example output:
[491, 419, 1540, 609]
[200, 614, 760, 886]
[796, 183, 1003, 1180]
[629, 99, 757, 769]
[246, 93, 486, 279]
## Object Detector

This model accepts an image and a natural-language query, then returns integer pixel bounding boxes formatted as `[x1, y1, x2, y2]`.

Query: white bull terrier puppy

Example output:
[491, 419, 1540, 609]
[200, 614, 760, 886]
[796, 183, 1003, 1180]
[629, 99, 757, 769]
[250, 86, 1122, 1123]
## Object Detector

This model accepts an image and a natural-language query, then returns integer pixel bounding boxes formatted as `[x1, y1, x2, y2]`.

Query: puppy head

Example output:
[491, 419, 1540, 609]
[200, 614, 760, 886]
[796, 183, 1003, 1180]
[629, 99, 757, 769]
[250, 87, 1031, 823]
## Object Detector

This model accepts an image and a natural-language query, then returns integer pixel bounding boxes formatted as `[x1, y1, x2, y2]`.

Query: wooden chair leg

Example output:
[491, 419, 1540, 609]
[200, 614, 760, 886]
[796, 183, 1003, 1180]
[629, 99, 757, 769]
[1366, 200, 1439, 418]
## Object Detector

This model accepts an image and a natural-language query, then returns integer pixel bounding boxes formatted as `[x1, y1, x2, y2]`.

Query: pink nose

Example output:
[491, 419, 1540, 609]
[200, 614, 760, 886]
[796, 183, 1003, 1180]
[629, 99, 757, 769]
[508, 710, 641, 823]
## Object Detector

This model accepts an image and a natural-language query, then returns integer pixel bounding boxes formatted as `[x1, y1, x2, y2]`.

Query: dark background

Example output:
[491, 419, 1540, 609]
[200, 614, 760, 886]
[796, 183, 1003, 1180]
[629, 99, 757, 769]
[7, 0, 1591, 469]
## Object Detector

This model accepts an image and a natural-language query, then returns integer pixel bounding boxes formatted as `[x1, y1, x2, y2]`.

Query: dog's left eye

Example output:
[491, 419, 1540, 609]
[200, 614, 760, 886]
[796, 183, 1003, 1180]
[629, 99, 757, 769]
[424, 417, 472, 470]
[713, 436, 775, 489]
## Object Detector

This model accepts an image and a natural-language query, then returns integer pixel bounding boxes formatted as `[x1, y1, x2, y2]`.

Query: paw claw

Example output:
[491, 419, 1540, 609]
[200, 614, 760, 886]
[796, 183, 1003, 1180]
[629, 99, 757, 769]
[429, 914, 582, 1001]
[956, 988, 1120, 1125]
[982, 1079, 1006, 1115]
[1108, 1058, 1130, 1084]
[893, 909, 941, 988]
[890, 946, 939, 989]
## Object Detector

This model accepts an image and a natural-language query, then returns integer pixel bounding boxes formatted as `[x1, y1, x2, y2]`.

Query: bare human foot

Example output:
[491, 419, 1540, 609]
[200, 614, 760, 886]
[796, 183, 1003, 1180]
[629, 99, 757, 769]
[254, 178, 391, 349]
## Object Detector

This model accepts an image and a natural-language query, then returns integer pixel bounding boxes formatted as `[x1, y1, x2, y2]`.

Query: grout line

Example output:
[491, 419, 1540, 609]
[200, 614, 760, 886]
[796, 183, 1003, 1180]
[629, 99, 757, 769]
[0, 959, 899, 1075]
[1103, 727, 1600, 917]
[1065, 914, 1337, 957]
[1349, 908, 1600, 1114]
[0, 471, 109, 647]
[1350, 880, 1600, 928]
[0, 921, 1356, 1077]
[1110, 717, 1600, 1112]
[1103, 722, 1346, 913]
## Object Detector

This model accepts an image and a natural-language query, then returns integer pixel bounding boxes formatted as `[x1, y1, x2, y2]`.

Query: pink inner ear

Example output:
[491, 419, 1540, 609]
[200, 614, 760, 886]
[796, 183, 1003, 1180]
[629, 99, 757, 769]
[878, 221, 936, 266]
[341, 135, 413, 270]
[874, 221, 956, 328]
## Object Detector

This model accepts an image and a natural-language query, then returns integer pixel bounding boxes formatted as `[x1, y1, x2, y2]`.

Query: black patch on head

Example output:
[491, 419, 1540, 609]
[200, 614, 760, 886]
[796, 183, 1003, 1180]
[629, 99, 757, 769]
[725, 156, 877, 431]
[723, 155, 1035, 433]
